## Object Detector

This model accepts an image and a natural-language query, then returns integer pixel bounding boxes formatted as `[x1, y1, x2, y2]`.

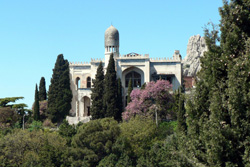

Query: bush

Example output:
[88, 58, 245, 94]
[43, 119, 54, 128]
[28, 121, 43, 131]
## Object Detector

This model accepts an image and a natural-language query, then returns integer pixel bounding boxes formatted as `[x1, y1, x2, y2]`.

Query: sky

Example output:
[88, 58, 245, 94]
[0, 0, 223, 108]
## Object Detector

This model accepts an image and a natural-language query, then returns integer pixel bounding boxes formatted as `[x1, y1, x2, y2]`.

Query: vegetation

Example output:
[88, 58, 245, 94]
[39, 77, 47, 101]
[47, 54, 72, 123]
[103, 54, 120, 120]
[1, 1, 250, 166]
[33, 84, 40, 121]
[123, 79, 174, 121]
[90, 62, 104, 119]
[0, 97, 30, 132]
[116, 78, 123, 121]
[127, 78, 133, 104]
[174, 1, 250, 166]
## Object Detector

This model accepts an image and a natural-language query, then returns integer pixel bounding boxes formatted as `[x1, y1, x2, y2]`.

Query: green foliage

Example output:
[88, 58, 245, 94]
[0, 107, 19, 131]
[91, 62, 105, 119]
[157, 121, 177, 139]
[71, 118, 120, 166]
[116, 78, 123, 121]
[0, 129, 67, 167]
[173, 88, 187, 134]
[140, 83, 146, 90]
[179, 1, 250, 166]
[58, 119, 76, 145]
[0, 97, 30, 130]
[39, 77, 47, 101]
[127, 78, 133, 104]
[33, 84, 40, 121]
[136, 134, 192, 167]
[119, 116, 158, 158]
[42, 118, 54, 128]
[0, 97, 24, 107]
[47, 54, 72, 123]
[28, 120, 43, 131]
[103, 54, 119, 120]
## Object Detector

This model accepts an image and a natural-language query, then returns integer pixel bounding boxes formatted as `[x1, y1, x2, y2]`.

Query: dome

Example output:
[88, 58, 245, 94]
[105, 25, 119, 47]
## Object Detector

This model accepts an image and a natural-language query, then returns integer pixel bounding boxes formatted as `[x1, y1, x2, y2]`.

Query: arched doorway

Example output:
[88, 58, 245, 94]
[83, 96, 91, 116]
[122, 67, 144, 107]
[125, 71, 141, 88]
[122, 67, 144, 88]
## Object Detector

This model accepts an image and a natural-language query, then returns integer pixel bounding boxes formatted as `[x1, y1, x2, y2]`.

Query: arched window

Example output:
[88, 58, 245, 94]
[87, 77, 91, 88]
[125, 71, 141, 87]
[76, 77, 80, 89]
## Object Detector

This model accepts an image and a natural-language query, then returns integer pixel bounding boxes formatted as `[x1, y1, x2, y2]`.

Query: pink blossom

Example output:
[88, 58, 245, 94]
[123, 80, 174, 120]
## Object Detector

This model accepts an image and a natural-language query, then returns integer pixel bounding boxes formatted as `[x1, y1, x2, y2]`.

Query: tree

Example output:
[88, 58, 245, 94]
[119, 116, 158, 158]
[0, 107, 19, 129]
[58, 119, 76, 146]
[173, 87, 187, 134]
[91, 62, 104, 119]
[0, 97, 30, 130]
[71, 118, 120, 166]
[123, 80, 173, 121]
[116, 78, 123, 121]
[47, 54, 72, 123]
[33, 84, 40, 121]
[180, 1, 250, 166]
[0, 129, 67, 166]
[127, 78, 133, 105]
[103, 54, 119, 119]
[0, 97, 24, 107]
[39, 77, 47, 101]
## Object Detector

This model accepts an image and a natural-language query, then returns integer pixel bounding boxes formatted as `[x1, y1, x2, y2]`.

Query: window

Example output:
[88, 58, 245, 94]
[87, 77, 91, 88]
[125, 71, 141, 87]
[152, 74, 173, 84]
[76, 77, 80, 89]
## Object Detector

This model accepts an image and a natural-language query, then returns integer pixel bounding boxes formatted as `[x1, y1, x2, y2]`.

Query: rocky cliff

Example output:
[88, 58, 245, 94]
[182, 35, 207, 77]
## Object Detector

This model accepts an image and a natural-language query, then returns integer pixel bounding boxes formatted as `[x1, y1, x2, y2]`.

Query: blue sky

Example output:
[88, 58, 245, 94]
[0, 0, 223, 108]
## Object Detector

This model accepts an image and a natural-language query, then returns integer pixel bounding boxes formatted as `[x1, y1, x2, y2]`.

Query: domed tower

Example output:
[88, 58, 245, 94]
[104, 25, 119, 68]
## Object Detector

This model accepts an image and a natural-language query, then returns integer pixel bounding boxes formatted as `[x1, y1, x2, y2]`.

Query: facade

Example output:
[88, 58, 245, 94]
[67, 25, 182, 124]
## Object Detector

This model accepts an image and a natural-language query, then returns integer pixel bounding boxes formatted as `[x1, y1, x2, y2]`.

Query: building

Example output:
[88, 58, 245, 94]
[67, 25, 182, 124]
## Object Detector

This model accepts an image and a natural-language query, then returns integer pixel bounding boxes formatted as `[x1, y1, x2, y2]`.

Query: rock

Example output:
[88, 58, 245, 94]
[182, 35, 207, 77]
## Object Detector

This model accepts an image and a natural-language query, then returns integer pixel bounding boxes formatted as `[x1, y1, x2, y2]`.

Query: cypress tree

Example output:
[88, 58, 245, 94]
[90, 62, 104, 119]
[181, 1, 250, 166]
[176, 88, 187, 134]
[39, 77, 47, 101]
[116, 78, 123, 121]
[103, 54, 119, 119]
[47, 54, 72, 123]
[33, 84, 40, 121]
[127, 78, 133, 105]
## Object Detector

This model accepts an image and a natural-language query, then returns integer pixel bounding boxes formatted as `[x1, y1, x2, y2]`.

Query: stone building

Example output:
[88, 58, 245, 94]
[67, 25, 182, 124]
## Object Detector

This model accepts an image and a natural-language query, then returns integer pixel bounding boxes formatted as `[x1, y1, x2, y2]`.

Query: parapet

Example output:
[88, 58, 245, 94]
[150, 50, 182, 62]
[69, 62, 91, 66]
[90, 58, 104, 63]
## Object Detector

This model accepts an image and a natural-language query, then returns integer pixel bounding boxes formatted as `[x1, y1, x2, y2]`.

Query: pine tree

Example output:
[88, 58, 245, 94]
[39, 77, 47, 101]
[34, 84, 40, 121]
[47, 54, 72, 123]
[127, 78, 133, 105]
[90, 62, 104, 119]
[115, 78, 123, 121]
[103, 54, 119, 119]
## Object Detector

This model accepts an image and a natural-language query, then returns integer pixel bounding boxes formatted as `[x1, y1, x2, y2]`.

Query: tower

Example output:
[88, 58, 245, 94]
[104, 25, 119, 68]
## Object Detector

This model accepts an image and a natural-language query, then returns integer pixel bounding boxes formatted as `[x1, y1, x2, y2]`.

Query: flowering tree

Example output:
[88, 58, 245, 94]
[123, 80, 174, 121]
